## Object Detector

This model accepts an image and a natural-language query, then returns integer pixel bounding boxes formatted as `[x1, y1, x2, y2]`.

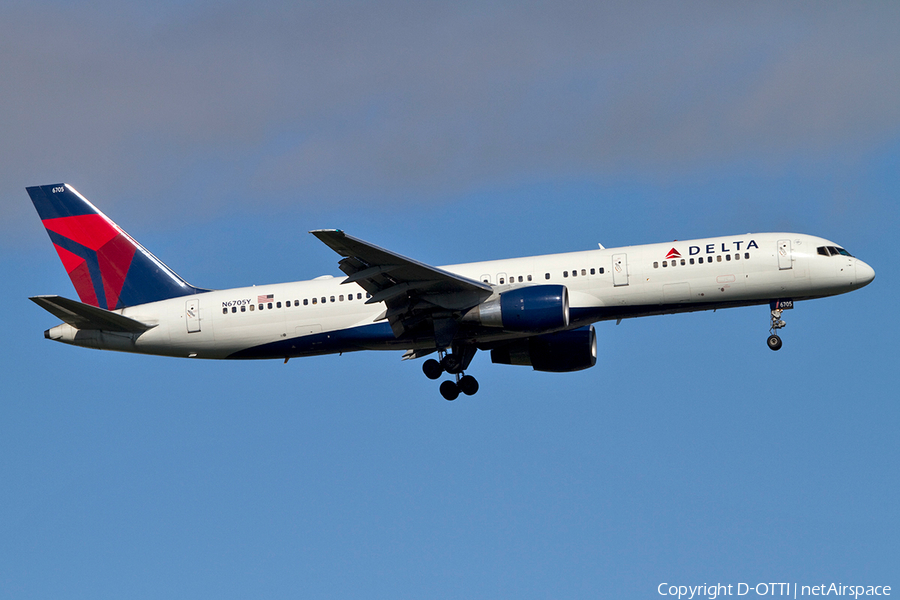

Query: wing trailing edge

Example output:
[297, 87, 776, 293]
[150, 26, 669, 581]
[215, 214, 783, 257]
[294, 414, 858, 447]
[310, 229, 493, 338]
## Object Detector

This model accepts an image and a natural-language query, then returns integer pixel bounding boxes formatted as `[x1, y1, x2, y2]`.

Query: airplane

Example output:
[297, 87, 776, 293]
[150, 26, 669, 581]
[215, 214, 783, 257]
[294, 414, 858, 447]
[27, 183, 875, 400]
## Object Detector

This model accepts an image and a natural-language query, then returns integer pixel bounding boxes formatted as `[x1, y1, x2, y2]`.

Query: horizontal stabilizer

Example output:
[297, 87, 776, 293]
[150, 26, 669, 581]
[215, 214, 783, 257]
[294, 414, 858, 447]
[30, 295, 155, 333]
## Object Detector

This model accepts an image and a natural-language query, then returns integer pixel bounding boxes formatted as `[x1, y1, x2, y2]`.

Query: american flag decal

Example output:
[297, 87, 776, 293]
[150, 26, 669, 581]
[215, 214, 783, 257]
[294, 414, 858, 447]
[258, 294, 274, 303]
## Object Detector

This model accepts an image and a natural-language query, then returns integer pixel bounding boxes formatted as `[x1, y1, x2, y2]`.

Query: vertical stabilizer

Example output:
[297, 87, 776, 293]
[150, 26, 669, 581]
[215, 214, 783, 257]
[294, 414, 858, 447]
[27, 184, 207, 309]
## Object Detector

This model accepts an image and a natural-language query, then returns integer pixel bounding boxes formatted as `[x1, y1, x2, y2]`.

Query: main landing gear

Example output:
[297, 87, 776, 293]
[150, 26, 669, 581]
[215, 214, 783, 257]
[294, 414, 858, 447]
[422, 347, 479, 400]
[767, 307, 786, 351]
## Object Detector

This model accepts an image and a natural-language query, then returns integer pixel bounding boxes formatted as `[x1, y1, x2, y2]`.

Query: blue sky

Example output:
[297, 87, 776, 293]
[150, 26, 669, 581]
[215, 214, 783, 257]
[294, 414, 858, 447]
[1, 2, 898, 598]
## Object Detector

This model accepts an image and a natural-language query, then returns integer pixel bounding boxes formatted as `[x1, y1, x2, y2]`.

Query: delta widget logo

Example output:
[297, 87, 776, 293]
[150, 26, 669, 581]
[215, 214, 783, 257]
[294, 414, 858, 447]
[662, 239, 760, 261]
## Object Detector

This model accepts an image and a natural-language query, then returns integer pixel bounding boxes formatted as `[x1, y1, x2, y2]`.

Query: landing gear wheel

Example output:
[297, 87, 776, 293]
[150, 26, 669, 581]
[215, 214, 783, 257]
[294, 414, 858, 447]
[440, 380, 460, 401]
[458, 375, 479, 396]
[767, 305, 787, 352]
[422, 358, 443, 380]
[441, 353, 463, 375]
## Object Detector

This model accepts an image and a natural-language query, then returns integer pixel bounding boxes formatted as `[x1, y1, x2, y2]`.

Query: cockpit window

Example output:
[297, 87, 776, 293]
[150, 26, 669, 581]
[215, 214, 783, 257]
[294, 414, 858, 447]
[818, 245, 853, 257]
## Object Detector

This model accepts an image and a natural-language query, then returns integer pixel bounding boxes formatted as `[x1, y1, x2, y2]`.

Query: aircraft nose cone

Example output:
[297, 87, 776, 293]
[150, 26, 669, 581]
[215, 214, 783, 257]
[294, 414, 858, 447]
[855, 260, 875, 288]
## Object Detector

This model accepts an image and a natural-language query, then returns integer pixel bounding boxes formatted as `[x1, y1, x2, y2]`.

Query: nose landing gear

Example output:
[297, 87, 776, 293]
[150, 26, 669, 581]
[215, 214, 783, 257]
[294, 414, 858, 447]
[767, 306, 787, 351]
[422, 346, 479, 400]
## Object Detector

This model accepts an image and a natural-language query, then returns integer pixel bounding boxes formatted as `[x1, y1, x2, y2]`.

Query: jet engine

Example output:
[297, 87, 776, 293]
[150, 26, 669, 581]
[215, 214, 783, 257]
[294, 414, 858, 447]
[490, 325, 597, 372]
[462, 285, 569, 332]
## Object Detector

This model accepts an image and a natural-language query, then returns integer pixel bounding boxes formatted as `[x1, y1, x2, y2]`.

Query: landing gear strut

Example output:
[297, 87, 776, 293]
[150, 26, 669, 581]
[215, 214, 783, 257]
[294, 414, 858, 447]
[423, 346, 479, 400]
[767, 307, 786, 351]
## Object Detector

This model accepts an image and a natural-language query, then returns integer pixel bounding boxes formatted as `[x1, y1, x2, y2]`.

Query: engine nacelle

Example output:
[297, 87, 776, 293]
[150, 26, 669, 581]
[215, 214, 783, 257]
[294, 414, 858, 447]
[490, 325, 597, 372]
[462, 285, 569, 332]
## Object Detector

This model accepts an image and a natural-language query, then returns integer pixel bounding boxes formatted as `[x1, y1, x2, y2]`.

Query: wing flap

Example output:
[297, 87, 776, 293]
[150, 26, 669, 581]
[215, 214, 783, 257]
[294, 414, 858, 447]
[311, 229, 493, 339]
[30, 295, 155, 333]
[311, 229, 492, 307]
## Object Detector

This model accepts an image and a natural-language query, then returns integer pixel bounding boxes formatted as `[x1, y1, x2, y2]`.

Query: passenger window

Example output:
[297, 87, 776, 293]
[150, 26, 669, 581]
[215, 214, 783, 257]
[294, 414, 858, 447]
[663, 261, 667, 267]
[268, 302, 273, 309]
[294, 300, 299, 306]
[599, 267, 604, 274]
[689, 258, 694, 264]
[581, 269, 586, 276]
[734, 253, 740, 260]
[241, 305, 246, 312]
[527, 274, 532, 281]
[339, 295, 344, 301]
[258, 304, 264, 310]
[276, 301, 282, 308]
[725, 255, 731, 262]
[359, 293, 364, 300]
[680, 259, 685, 266]
[222, 308, 227, 315]
[698, 257, 703, 264]
[745, 253, 749, 259]
[563, 271, 568, 277]
[590, 268, 595, 275]
[249, 304, 254, 311]
[518, 276, 523, 282]
[312, 298, 317, 305]
[499, 277, 505, 284]
[545, 273, 550, 280]
[654, 262, 659, 268]
[572, 270, 577, 277]
[322, 297, 327, 304]
[717, 256, 722, 262]
[303, 299, 308, 305]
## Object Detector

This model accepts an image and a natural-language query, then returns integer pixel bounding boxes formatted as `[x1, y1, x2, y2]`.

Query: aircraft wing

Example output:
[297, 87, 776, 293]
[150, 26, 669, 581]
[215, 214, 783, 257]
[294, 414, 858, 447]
[30, 295, 155, 333]
[310, 230, 493, 339]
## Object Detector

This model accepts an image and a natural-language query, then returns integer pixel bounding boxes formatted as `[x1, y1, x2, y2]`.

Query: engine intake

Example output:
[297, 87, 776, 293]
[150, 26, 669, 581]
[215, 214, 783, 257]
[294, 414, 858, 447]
[490, 325, 597, 372]
[463, 285, 569, 332]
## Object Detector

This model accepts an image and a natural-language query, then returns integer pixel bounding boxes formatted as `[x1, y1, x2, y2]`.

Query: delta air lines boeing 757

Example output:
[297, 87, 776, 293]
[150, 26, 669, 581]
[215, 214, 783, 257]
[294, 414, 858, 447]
[28, 184, 875, 400]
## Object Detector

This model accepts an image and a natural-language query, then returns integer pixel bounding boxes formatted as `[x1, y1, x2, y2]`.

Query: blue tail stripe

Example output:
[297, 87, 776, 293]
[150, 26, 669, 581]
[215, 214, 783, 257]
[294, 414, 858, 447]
[27, 184, 93, 220]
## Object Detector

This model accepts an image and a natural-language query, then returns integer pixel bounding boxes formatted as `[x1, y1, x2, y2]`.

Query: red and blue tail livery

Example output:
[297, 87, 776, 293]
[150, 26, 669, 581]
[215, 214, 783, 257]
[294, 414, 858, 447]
[27, 183, 874, 399]
[27, 184, 205, 310]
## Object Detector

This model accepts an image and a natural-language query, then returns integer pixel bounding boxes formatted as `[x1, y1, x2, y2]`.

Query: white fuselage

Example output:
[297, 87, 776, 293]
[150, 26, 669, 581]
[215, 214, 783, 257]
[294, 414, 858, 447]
[45, 233, 875, 360]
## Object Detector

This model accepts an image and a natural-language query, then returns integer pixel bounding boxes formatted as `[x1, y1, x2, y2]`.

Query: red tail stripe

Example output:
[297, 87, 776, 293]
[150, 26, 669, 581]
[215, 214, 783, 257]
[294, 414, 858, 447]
[69, 261, 100, 307]
[97, 234, 137, 310]
[53, 243, 87, 275]
[42, 214, 119, 251]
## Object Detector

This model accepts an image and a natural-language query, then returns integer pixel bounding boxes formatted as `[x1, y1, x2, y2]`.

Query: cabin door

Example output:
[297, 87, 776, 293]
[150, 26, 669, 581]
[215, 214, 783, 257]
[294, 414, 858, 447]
[186, 299, 201, 333]
[612, 254, 629, 287]
[778, 240, 792, 270]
